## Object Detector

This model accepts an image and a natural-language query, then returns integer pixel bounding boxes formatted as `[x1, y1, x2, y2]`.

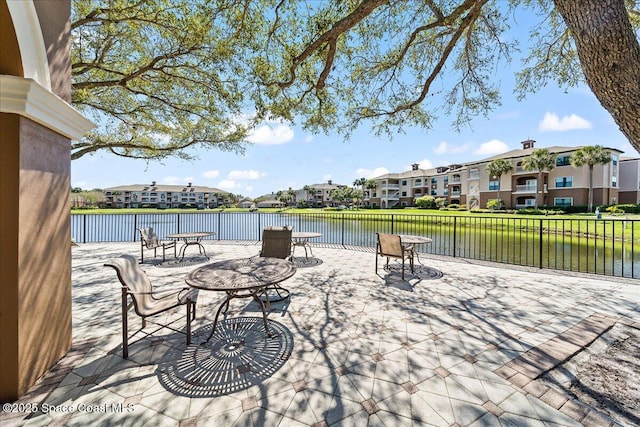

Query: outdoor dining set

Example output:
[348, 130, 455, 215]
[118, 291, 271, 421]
[106, 226, 432, 359]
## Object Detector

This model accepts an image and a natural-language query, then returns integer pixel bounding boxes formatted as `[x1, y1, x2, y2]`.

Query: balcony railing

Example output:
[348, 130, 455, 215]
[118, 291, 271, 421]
[71, 212, 639, 279]
[380, 184, 400, 190]
[515, 184, 538, 193]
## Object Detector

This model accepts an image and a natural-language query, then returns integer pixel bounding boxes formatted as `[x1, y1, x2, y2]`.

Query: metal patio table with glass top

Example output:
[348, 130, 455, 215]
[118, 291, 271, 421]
[186, 257, 296, 342]
[397, 234, 433, 264]
[167, 231, 215, 261]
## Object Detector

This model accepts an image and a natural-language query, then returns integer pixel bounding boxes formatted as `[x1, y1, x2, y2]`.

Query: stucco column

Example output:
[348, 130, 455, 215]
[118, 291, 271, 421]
[0, 0, 93, 400]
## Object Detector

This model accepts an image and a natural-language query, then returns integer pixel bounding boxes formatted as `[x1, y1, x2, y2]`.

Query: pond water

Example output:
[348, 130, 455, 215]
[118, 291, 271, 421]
[71, 212, 639, 279]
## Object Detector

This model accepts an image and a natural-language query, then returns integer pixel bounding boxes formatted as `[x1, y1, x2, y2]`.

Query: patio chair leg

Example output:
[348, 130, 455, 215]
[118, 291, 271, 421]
[121, 290, 129, 358]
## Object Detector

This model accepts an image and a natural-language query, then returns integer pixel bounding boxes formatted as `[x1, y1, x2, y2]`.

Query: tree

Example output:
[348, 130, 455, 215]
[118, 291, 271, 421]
[365, 180, 378, 206]
[415, 195, 437, 209]
[353, 178, 367, 207]
[570, 145, 612, 212]
[70, 0, 252, 160]
[245, 0, 640, 153]
[521, 149, 556, 208]
[485, 159, 512, 209]
[71, 0, 640, 161]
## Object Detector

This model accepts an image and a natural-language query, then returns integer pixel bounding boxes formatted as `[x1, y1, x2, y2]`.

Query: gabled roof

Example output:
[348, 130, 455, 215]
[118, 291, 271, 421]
[465, 145, 625, 166]
[104, 184, 228, 194]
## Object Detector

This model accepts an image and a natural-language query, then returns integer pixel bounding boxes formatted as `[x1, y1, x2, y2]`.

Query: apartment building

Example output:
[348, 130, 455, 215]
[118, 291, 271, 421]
[103, 182, 229, 209]
[370, 140, 625, 209]
[619, 157, 640, 204]
[294, 180, 347, 207]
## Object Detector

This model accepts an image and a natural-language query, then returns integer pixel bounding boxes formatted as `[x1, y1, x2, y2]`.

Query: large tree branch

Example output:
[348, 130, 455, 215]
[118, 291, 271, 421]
[271, 0, 389, 89]
[554, 0, 640, 153]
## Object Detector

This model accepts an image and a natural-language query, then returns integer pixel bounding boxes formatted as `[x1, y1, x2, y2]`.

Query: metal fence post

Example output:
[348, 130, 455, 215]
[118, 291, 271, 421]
[83, 214, 87, 244]
[341, 213, 345, 246]
[133, 214, 137, 242]
[391, 214, 394, 234]
[453, 216, 457, 257]
[539, 219, 543, 269]
[217, 212, 221, 240]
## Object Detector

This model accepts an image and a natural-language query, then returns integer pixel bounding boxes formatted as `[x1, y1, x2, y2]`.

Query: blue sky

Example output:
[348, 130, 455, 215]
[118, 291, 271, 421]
[71, 9, 638, 198]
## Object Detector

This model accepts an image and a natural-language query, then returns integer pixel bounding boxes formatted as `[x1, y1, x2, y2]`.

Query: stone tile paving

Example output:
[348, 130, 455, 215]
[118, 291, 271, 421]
[1, 241, 638, 426]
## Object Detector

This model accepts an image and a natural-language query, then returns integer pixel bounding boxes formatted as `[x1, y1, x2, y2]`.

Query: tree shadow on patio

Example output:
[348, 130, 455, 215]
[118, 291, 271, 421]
[156, 317, 293, 398]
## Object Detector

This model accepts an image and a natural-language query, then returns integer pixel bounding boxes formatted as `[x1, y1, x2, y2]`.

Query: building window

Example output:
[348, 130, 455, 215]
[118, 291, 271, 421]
[554, 197, 573, 207]
[415, 179, 422, 185]
[401, 191, 407, 197]
[555, 177, 573, 188]
[468, 168, 479, 179]
[431, 190, 437, 196]
[431, 177, 437, 184]
[489, 180, 500, 191]
[401, 180, 407, 186]
[556, 155, 571, 166]
[612, 176, 617, 187]
[612, 155, 618, 165]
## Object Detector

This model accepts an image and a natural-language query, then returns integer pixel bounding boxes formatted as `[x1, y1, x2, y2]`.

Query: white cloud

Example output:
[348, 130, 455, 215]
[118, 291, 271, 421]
[473, 139, 510, 156]
[433, 140, 471, 155]
[202, 170, 220, 179]
[539, 112, 592, 132]
[227, 170, 265, 180]
[434, 141, 448, 155]
[218, 179, 237, 189]
[304, 135, 314, 143]
[248, 121, 294, 145]
[356, 167, 389, 179]
[322, 174, 333, 182]
[416, 159, 433, 170]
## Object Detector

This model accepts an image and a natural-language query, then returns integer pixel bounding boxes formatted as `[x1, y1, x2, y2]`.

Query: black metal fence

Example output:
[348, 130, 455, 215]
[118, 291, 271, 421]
[71, 212, 639, 279]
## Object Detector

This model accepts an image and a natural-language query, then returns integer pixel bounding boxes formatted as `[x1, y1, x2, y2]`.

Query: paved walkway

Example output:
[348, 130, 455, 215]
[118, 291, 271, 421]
[2, 242, 638, 426]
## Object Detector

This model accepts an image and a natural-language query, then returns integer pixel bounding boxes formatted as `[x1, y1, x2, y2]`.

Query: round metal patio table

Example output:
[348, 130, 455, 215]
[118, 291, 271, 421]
[168, 231, 215, 261]
[398, 234, 433, 264]
[186, 257, 296, 342]
[291, 232, 322, 259]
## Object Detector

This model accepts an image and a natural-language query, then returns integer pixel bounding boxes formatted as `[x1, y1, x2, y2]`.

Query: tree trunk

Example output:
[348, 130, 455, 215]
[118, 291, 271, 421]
[554, 0, 640, 154]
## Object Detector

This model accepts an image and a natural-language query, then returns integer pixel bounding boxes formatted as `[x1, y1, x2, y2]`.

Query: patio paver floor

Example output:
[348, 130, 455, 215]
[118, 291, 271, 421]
[1, 241, 638, 426]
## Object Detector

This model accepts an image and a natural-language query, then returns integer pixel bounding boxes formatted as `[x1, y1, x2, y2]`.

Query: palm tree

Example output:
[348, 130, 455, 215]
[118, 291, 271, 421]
[365, 179, 377, 206]
[287, 187, 296, 207]
[570, 145, 612, 212]
[521, 149, 556, 208]
[303, 185, 313, 207]
[353, 177, 366, 207]
[485, 159, 512, 209]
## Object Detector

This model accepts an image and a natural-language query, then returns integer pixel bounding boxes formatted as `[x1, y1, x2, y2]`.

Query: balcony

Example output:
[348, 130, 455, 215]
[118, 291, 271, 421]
[514, 184, 538, 193]
[380, 184, 400, 190]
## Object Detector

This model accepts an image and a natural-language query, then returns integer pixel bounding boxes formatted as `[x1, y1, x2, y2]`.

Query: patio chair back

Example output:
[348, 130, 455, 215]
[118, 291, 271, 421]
[260, 226, 293, 259]
[104, 254, 157, 317]
[376, 233, 414, 280]
[377, 233, 404, 258]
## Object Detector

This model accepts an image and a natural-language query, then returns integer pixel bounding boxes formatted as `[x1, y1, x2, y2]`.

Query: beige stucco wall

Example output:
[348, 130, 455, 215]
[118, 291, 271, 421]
[1, 0, 74, 400]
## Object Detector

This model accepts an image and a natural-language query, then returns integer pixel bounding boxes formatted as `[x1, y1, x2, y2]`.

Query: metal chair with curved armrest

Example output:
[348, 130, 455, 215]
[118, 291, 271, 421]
[104, 254, 198, 358]
[375, 233, 415, 280]
[138, 227, 176, 263]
